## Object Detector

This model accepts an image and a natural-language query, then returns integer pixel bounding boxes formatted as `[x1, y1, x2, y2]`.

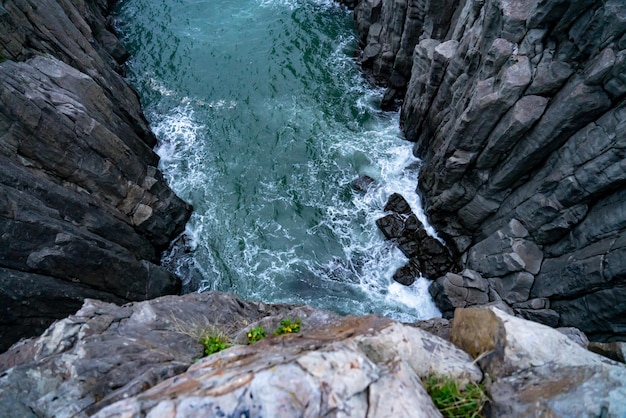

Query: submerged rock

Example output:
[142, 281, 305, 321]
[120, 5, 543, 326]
[350, 174, 376, 192]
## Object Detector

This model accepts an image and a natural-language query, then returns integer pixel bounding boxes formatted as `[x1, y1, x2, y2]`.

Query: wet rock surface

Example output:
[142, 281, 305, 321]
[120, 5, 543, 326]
[376, 193, 458, 285]
[342, 0, 626, 340]
[0, 0, 192, 350]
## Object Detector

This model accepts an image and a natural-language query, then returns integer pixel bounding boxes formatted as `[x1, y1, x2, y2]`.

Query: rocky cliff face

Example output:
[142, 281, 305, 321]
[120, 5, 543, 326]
[0, 0, 192, 351]
[345, 0, 626, 341]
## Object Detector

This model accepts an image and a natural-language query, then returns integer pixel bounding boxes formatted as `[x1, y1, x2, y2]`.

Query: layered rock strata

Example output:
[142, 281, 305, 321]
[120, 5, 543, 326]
[344, 0, 626, 341]
[0, 0, 192, 351]
[1, 293, 624, 417]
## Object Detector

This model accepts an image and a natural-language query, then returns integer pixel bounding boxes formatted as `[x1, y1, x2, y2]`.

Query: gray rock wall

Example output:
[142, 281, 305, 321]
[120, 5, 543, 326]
[344, 0, 626, 340]
[0, 0, 191, 350]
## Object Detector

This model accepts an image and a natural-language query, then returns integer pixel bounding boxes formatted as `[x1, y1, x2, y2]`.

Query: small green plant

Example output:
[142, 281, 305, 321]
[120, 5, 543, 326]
[274, 317, 301, 335]
[424, 374, 487, 418]
[201, 333, 231, 356]
[168, 316, 234, 357]
[247, 326, 266, 344]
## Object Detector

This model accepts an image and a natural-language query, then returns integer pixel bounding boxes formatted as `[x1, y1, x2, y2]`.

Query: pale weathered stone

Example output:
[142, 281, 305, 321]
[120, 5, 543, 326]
[0, 293, 342, 417]
[556, 327, 590, 348]
[46, 295, 479, 418]
[451, 306, 626, 417]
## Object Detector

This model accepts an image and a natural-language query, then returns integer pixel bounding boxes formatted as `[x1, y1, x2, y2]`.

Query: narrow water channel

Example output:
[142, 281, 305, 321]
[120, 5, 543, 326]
[116, 0, 440, 321]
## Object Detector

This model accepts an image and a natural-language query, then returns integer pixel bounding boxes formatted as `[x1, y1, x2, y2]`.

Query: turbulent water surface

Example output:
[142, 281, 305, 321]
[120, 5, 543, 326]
[116, 0, 439, 321]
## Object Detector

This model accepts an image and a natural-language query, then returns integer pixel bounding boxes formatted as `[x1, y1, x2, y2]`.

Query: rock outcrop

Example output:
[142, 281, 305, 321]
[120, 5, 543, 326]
[0, 0, 192, 351]
[1, 293, 624, 417]
[451, 306, 626, 417]
[376, 193, 458, 285]
[343, 0, 626, 341]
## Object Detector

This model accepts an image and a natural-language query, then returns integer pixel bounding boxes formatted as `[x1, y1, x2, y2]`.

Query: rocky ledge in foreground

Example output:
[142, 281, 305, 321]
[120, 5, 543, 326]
[0, 292, 624, 417]
[0, 0, 192, 350]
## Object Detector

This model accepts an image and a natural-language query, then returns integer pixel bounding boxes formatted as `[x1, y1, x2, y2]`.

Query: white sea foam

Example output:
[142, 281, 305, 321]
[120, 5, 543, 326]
[258, 0, 341, 12]
[121, 0, 441, 322]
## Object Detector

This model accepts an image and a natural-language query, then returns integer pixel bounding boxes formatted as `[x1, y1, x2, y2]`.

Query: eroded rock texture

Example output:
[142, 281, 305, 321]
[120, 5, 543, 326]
[344, 0, 626, 341]
[451, 306, 626, 417]
[1, 294, 624, 417]
[0, 0, 192, 350]
[0, 293, 482, 418]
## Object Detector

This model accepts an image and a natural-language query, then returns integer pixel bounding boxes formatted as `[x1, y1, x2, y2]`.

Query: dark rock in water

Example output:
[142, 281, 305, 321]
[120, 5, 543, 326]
[338, 0, 359, 9]
[380, 87, 401, 111]
[377, 194, 458, 283]
[350, 175, 376, 193]
[0, 0, 191, 351]
[383, 192, 412, 214]
[375, 213, 405, 240]
[392, 258, 420, 286]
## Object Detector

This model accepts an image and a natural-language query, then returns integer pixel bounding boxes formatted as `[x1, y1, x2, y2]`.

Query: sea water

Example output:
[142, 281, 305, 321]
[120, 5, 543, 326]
[115, 0, 440, 321]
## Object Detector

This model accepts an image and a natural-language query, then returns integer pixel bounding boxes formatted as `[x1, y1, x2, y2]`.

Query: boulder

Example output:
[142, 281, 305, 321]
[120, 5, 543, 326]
[377, 194, 458, 282]
[392, 258, 420, 286]
[383, 192, 412, 214]
[488, 272, 535, 304]
[350, 175, 376, 193]
[556, 327, 590, 348]
[467, 220, 543, 277]
[429, 270, 490, 317]
[3, 293, 624, 418]
[451, 306, 626, 417]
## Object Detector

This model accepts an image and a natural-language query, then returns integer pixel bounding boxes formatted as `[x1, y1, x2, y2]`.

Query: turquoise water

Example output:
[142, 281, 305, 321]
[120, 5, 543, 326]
[115, 0, 439, 321]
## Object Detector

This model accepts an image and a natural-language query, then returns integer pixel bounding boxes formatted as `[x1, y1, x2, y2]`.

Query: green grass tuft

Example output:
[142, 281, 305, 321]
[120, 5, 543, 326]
[201, 332, 231, 356]
[246, 326, 266, 344]
[424, 374, 487, 418]
[274, 317, 301, 335]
